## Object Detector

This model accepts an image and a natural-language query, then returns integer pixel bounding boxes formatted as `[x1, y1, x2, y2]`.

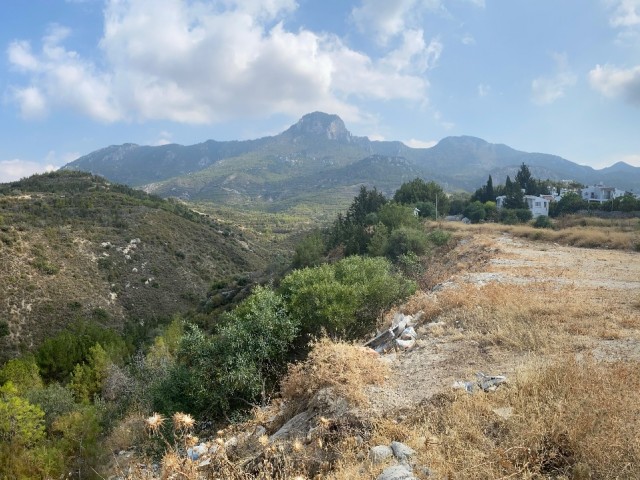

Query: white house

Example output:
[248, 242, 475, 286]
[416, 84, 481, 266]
[580, 183, 625, 203]
[496, 194, 550, 218]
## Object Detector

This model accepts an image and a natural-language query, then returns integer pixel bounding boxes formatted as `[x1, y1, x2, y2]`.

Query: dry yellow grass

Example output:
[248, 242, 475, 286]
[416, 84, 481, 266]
[403, 278, 637, 358]
[415, 357, 640, 479]
[326, 358, 640, 480]
[281, 338, 388, 411]
[434, 217, 640, 251]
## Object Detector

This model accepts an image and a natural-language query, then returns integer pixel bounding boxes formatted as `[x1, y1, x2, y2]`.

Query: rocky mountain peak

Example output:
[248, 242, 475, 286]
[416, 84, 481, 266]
[285, 112, 351, 141]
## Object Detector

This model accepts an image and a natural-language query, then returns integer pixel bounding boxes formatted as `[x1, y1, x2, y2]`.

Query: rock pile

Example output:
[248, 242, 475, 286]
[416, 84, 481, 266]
[364, 312, 423, 353]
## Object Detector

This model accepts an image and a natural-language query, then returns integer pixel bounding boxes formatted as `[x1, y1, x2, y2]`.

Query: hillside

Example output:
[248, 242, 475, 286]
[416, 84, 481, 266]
[105, 224, 640, 479]
[62, 112, 640, 212]
[0, 171, 273, 361]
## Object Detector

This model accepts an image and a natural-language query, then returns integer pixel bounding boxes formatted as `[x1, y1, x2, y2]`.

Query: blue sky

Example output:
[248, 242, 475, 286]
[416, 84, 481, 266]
[2, 0, 640, 182]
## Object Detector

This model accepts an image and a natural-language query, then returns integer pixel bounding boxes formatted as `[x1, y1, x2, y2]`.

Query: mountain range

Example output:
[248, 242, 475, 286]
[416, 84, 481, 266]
[63, 112, 640, 210]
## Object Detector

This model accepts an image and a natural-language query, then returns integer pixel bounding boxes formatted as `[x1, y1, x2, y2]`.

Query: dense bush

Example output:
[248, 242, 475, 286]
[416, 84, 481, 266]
[463, 201, 486, 223]
[377, 202, 420, 230]
[427, 229, 452, 246]
[394, 178, 450, 217]
[386, 227, 430, 258]
[292, 230, 326, 268]
[153, 287, 297, 415]
[280, 256, 416, 338]
[36, 321, 128, 382]
[533, 215, 553, 229]
[499, 208, 532, 224]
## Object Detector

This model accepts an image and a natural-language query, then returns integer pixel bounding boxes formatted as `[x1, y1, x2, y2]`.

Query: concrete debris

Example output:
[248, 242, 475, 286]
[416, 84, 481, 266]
[187, 443, 208, 461]
[452, 372, 508, 393]
[477, 372, 508, 392]
[364, 313, 422, 354]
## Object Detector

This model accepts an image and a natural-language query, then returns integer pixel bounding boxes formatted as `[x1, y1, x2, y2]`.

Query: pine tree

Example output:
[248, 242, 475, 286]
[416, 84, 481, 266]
[515, 163, 534, 195]
[504, 175, 526, 209]
[486, 175, 494, 201]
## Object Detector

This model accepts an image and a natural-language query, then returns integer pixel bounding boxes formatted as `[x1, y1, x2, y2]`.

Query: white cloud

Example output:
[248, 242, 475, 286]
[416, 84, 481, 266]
[588, 64, 640, 106]
[352, 0, 440, 45]
[531, 53, 577, 105]
[153, 131, 173, 146]
[461, 33, 476, 45]
[7, 24, 120, 122]
[477, 83, 490, 97]
[606, 0, 640, 27]
[405, 138, 437, 148]
[7, 0, 434, 125]
[0, 159, 58, 183]
[351, 0, 484, 44]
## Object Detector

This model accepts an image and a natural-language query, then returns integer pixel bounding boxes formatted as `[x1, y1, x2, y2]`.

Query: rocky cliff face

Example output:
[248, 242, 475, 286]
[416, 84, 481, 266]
[284, 111, 352, 142]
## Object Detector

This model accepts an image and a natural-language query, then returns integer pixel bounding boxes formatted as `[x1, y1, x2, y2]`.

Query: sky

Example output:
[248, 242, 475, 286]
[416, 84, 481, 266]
[1, 0, 640, 182]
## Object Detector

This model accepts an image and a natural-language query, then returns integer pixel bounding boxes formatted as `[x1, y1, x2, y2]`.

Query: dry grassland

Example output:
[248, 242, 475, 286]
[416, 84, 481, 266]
[434, 215, 640, 251]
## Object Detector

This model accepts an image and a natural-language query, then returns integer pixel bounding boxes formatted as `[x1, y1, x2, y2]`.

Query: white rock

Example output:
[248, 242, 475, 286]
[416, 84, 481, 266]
[369, 445, 393, 464]
[390, 441, 416, 461]
[377, 464, 416, 480]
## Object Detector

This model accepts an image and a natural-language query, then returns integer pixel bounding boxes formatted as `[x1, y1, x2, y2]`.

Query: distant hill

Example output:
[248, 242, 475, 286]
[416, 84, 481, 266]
[0, 171, 270, 361]
[62, 112, 640, 209]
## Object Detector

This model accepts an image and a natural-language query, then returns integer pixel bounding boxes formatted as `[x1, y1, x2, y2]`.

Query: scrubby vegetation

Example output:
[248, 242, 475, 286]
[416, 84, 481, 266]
[2, 171, 639, 479]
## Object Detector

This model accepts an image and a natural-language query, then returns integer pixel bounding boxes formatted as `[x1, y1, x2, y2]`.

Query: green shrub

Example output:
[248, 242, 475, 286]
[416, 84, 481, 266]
[31, 257, 59, 275]
[153, 287, 297, 415]
[0, 357, 43, 394]
[500, 208, 532, 224]
[397, 252, 425, 278]
[427, 229, 452, 246]
[0, 382, 46, 447]
[69, 344, 111, 403]
[463, 201, 486, 223]
[499, 209, 519, 224]
[533, 215, 553, 229]
[52, 405, 102, 476]
[515, 208, 533, 223]
[378, 202, 420, 230]
[280, 256, 416, 338]
[367, 223, 390, 257]
[26, 383, 76, 429]
[387, 227, 429, 258]
[292, 230, 326, 268]
[36, 321, 128, 382]
[415, 201, 436, 218]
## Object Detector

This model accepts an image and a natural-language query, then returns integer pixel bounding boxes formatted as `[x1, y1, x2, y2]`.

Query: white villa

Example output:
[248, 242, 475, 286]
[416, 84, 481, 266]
[496, 194, 550, 218]
[580, 183, 626, 203]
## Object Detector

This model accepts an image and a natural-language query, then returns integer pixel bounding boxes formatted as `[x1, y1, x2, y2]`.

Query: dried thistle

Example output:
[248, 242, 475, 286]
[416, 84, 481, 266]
[172, 412, 195, 431]
[145, 412, 165, 435]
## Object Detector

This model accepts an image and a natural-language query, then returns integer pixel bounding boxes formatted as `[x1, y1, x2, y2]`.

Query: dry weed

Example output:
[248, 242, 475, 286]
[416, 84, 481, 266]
[418, 357, 640, 479]
[435, 219, 640, 251]
[405, 281, 636, 355]
[281, 338, 388, 411]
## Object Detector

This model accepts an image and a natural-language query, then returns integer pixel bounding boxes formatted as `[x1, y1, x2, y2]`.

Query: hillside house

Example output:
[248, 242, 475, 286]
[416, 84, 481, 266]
[496, 194, 549, 218]
[580, 183, 625, 203]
